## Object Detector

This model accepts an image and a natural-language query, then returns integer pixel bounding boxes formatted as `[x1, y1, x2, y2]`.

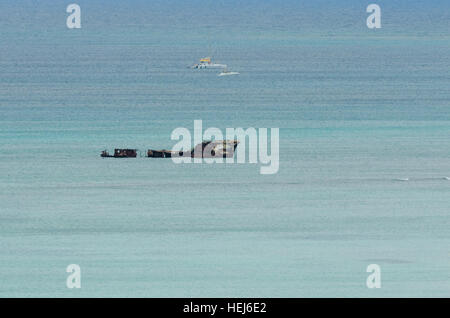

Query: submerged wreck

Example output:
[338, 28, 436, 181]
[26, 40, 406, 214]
[101, 149, 137, 158]
[147, 140, 239, 158]
[101, 140, 239, 159]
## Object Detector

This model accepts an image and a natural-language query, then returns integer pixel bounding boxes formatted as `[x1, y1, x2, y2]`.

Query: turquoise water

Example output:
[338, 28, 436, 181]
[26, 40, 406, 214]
[0, 0, 449, 297]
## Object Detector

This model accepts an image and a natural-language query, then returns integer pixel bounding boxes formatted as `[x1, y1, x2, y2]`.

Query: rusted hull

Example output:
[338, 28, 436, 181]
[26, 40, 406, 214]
[101, 149, 137, 158]
[147, 150, 183, 158]
[190, 140, 239, 158]
[147, 140, 239, 159]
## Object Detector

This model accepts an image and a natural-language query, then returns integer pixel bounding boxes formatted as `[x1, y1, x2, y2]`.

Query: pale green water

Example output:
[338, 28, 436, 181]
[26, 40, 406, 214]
[0, 0, 449, 297]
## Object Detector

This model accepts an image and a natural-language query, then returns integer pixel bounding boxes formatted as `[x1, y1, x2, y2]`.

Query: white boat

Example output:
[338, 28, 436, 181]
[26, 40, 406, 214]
[218, 68, 239, 76]
[191, 57, 227, 69]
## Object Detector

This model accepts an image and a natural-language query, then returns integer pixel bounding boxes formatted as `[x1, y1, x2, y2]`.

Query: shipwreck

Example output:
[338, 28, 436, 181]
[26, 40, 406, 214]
[147, 140, 239, 158]
[101, 149, 138, 158]
[101, 140, 239, 159]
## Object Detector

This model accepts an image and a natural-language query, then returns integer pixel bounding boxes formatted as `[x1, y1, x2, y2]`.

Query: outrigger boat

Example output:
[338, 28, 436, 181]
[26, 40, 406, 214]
[191, 57, 227, 69]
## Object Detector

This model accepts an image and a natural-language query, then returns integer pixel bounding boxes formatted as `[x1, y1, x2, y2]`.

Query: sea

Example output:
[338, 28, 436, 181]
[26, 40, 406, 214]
[0, 0, 449, 297]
